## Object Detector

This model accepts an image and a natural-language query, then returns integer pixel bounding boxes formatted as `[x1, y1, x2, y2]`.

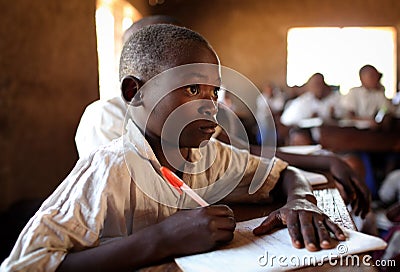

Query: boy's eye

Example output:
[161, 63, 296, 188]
[186, 85, 200, 95]
[213, 86, 220, 98]
[184, 84, 219, 99]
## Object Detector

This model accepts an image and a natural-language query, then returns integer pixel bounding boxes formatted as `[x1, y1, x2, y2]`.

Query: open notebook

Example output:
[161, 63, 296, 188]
[175, 215, 386, 272]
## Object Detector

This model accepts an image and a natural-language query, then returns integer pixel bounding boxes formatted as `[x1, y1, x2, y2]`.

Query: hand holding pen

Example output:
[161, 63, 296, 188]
[157, 166, 236, 255]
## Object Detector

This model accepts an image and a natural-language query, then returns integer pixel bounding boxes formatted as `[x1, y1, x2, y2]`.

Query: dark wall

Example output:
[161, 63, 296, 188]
[0, 0, 98, 210]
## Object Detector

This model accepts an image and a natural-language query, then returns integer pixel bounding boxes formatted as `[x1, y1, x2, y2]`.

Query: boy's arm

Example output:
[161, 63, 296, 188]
[244, 145, 370, 218]
[57, 221, 170, 272]
[275, 150, 371, 218]
[215, 126, 368, 215]
[57, 205, 235, 272]
[253, 166, 346, 251]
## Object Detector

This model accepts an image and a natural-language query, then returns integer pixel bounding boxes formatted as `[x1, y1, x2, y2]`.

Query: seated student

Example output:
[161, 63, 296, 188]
[341, 64, 392, 124]
[341, 65, 395, 198]
[280, 73, 343, 148]
[76, 49, 370, 220]
[75, 16, 370, 218]
[280, 73, 342, 128]
[1, 24, 346, 271]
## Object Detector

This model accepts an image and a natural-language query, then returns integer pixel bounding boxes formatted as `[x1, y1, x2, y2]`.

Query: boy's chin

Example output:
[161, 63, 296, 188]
[180, 136, 213, 149]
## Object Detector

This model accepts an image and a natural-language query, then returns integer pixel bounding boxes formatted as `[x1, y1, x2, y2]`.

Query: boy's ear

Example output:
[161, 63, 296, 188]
[121, 75, 142, 105]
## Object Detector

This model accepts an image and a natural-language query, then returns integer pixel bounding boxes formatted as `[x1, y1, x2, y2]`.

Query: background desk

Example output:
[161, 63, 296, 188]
[319, 125, 400, 153]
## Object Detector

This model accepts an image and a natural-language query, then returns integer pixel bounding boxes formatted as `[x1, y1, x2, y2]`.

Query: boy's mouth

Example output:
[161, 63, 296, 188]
[198, 123, 218, 134]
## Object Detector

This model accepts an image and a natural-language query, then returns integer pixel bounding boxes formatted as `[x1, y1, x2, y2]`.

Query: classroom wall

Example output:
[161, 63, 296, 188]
[135, 0, 400, 109]
[0, 0, 98, 210]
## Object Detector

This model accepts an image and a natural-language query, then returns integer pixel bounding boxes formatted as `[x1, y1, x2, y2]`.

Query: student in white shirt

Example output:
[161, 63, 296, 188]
[75, 18, 370, 219]
[280, 73, 342, 127]
[76, 58, 370, 222]
[341, 64, 392, 122]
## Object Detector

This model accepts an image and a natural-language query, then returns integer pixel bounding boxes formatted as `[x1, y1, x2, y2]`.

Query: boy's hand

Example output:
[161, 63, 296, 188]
[329, 156, 371, 218]
[158, 204, 235, 257]
[253, 199, 346, 251]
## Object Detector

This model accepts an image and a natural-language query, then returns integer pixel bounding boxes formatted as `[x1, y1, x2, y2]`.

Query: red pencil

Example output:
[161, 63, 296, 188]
[160, 166, 209, 207]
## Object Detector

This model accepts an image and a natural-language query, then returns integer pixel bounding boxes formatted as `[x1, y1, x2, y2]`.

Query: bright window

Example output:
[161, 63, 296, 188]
[95, 0, 142, 100]
[287, 27, 397, 98]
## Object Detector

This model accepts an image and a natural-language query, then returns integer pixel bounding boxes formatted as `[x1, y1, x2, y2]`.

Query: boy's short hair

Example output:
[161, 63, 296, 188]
[119, 24, 211, 81]
[122, 15, 182, 44]
[359, 64, 382, 78]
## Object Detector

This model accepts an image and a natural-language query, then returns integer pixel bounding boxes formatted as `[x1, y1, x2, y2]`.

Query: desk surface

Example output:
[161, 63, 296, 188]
[319, 125, 400, 153]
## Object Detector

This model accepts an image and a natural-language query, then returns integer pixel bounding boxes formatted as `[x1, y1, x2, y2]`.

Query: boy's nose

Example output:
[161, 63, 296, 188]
[197, 99, 218, 117]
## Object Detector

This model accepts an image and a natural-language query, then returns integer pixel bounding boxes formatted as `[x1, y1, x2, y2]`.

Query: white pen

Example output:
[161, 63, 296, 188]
[160, 166, 209, 207]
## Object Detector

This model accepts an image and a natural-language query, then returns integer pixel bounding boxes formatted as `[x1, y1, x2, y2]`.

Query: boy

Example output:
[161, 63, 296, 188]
[2, 24, 345, 271]
[342, 64, 392, 121]
[75, 19, 370, 218]
[280, 73, 342, 127]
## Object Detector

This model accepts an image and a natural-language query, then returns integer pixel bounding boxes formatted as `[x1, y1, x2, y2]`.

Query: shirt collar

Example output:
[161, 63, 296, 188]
[124, 119, 161, 169]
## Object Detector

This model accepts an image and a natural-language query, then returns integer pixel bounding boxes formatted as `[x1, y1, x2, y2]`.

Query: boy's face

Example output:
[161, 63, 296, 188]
[141, 43, 221, 148]
[360, 68, 381, 90]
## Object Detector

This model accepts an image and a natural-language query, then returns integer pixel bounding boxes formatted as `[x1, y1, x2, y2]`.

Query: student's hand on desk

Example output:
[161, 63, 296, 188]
[329, 156, 371, 218]
[253, 198, 346, 252]
[158, 204, 235, 256]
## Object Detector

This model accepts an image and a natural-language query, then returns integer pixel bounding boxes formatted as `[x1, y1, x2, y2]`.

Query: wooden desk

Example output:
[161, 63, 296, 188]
[319, 125, 400, 153]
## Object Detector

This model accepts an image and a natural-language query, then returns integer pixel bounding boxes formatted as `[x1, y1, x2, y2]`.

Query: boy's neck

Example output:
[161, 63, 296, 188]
[145, 135, 189, 174]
